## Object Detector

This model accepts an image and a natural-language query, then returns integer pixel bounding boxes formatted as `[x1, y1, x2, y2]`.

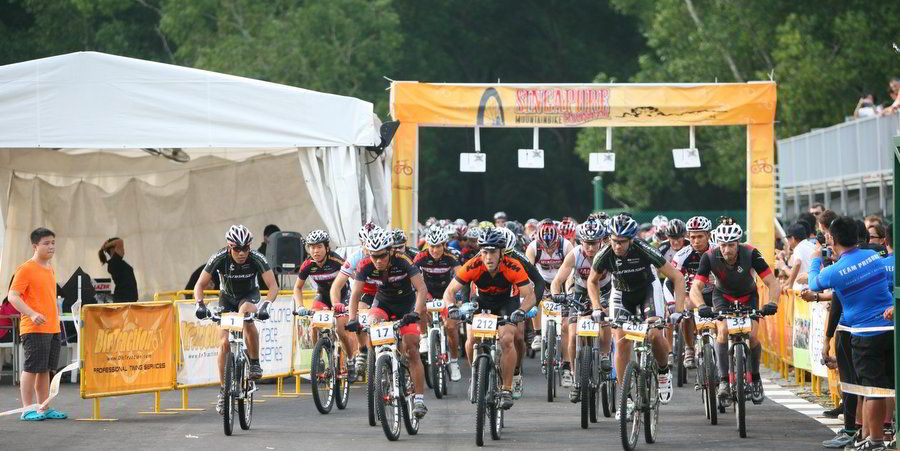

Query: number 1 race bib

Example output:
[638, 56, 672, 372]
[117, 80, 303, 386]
[473, 314, 499, 338]
[220, 313, 244, 332]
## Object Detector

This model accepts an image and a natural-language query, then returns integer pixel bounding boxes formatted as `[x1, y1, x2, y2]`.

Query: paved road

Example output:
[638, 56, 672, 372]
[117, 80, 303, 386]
[1, 358, 831, 450]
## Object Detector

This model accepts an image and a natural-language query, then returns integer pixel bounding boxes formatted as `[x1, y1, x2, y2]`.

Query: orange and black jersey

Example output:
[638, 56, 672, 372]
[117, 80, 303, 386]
[298, 251, 347, 303]
[455, 255, 530, 298]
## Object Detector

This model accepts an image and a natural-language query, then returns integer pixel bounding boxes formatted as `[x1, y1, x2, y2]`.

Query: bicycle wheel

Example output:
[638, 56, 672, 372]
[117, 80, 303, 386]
[237, 358, 252, 430]
[367, 349, 377, 426]
[375, 354, 401, 441]
[703, 344, 718, 425]
[489, 364, 502, 441]
[400, 363, 419, 436]
[579, 348, 591, 429]
[735, 345, 747, 438]
[644, 368, 659, 444]
[423, 349, 433, 389]
[311, 338, 335, 414]
[674, 330, 685, 387]
[619, 361, 641, 451]
[476, 87, 505, 126]
[475, 357, 490, 447]
[429, 329, 444, 399]
[546, 322, 556, 402]
[222, 351, 235, 436]
[335, 345, 350, 410]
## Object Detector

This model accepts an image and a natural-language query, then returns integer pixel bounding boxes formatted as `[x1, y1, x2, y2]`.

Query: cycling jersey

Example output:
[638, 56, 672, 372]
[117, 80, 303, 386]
[355, 254, 420, 308]
[572, 244, 611, 294]
[413, 251, 459, 298]
[341, 249, 377, 296]
[455, 255, 529, 316]
[809, 248, 893, 337]
[527, 238, 573, 283]
[591, 238, 666, 293]
[694, 245, 771, 302]
[671, 244, 715, 295]
[658, 239, 689, 263]
[298, 251, 347, 306]
[204, 247, 270, 298]
[460, 245, 478, 263]
[447, 247, 462, 260]
[506, 249, 545, 301]
[397, 247, 419, 262]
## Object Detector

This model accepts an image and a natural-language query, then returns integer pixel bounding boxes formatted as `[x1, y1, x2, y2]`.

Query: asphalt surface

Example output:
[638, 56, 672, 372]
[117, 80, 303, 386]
[1, 357, 832, 450]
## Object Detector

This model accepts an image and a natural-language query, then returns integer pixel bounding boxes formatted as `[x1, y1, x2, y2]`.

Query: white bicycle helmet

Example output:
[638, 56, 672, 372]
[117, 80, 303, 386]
[501, 227, 517, 252]
[651, 215, 669, 230]
[686, 216, 712, 233]
[365, 229, 394, 252]
[225, 224, 253, 247]
[464, 227, 480, 239]
[358, 222, 378, 244]
[425, 227, 449, 246]
[306, 229, 329, 246]
[714, 222, 743, 243]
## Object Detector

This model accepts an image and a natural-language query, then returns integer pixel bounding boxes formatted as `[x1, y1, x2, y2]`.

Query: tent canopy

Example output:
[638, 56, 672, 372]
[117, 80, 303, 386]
[0, 52, 391, 299]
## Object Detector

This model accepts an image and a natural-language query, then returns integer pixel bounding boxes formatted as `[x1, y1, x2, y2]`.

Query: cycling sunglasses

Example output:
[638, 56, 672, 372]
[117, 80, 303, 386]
[230, 244, 251, 253]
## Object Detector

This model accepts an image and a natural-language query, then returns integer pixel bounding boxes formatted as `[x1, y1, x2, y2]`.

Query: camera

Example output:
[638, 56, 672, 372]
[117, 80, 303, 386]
[816, 232, 826, 245]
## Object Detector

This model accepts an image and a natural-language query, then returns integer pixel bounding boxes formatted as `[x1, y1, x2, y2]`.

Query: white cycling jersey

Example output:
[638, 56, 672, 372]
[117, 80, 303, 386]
[572, 244, 611, 290]
[527, 238, 572, 283]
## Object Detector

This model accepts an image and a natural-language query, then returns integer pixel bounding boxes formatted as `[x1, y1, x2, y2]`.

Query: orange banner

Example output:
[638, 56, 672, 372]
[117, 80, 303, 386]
[81, 303, 175, 398]
[391, 82, 776, 127]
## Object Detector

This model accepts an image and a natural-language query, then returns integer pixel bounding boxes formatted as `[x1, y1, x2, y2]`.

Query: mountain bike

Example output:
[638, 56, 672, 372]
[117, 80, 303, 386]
[671, 313, 687, 388]
[208, 310, 261, 436]
[539, 295, 564, 401]
[693, 309, 719, 425]
[425, 299, 450, 399]
[613, 312, 667, 451]
[565, 294, 616, 428]
[294, 308, 351, 414]
[370, 315, 421, 441]
[465, 302, 516, 447]
[714, 304, 767, 438]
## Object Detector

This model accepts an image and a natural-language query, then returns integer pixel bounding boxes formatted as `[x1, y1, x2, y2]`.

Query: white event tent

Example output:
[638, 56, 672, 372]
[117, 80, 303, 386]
[0, 51, 391, 298]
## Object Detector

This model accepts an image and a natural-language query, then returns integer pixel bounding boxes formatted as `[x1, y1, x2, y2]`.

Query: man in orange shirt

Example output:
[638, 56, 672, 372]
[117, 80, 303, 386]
[8, 228, 66, 421]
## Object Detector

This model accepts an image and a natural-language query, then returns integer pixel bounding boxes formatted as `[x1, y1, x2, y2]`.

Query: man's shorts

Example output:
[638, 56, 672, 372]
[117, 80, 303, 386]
[22, 332, 60, 373]
[851, 331, 895, 390]
[220, 289, 261, 313]
[370, 294, 419, 336]
[475, 295, 522, 318]
[610, 281, 665, 320]
[712, 289, 758, 312]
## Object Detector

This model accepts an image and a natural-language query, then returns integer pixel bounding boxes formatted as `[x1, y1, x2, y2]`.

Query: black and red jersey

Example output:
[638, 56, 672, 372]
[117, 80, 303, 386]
[413, 251, 459, 298]
[695, 244, 771, 300]
[298, 251, 347, 304]
[355, 254, 421, 304]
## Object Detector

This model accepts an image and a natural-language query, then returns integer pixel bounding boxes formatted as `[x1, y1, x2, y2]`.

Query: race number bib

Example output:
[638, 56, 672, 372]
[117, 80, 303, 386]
[622, 322, 648, 342]
[426, 299, 445, 312]
[542, 301, 563, 317]
[694, 311, 717, 330]
[370, 321, 396, 346]
[220, 313, 244, 332]
[576, 316, 600, 337]
[473, 313, 499, 338]
[358, 309, 371, 327]
[726, 316, 751, 334]
[312, 310, 334, 329]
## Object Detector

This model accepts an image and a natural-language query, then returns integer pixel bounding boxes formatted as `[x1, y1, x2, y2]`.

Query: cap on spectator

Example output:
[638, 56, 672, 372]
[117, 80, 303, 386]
[786, 223, 807, 240]
[263, 224, 281, 237]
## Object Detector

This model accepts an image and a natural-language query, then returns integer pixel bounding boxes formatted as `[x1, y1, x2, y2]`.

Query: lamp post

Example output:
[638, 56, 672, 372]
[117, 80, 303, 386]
[593, 175, 604, 212]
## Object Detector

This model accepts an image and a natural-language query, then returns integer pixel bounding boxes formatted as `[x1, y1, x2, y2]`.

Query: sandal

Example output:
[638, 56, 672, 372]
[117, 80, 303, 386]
[44, 409, 68, 419]
[20, 410, 46, 421]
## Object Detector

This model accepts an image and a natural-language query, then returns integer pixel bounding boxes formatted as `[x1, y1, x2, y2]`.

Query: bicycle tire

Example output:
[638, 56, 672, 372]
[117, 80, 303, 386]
[423, 350, 433, 389]
[335, 345, 350, 410]
[222, 351, 235, 436]
[237, 358, 252, 430]
[475, 356, 490, 447]
[546, 321, 556, 402]
[644, 365, 659, 444]
[580, 348, 591, 429]
[489, 364, 502, 441]
[735, 344, 747, 438]
[367, 349, 377, 426]
[620, 361, 641, 451]
[674, 330, 685, 387]
[430, 329, 443, 399]
[375, 354, 401, 441]
[704, 344, 718, 425]
[400, 363, 419, 435]
[476, 87, 505, 126]
[311, 338, 335, 414]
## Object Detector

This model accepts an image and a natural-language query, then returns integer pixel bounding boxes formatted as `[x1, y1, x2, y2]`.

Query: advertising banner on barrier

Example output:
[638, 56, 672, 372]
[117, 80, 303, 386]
[293, 315, 314, 374]
[81, 303, 175, 397]
[176, 300, 220, 386]
[792, 297, 811, 371]
[259, 296, 293, 377]
[809, 302, 830, 378]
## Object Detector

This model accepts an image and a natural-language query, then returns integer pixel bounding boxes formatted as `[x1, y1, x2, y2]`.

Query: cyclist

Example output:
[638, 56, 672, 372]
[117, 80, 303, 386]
[413, 227, 463, 381]
[651, 215, 669, 246]
[494, 211, 508, 228]
[392, 228, 419, 261]
[659, 219, 689, 353]
[500, 227, 545, 399]
[671, 216, 715, 368]
[588, 214, 686, 405]
[331, 223, 380, 374]
[526, 219, 574, 383]
[459, 228, 480, 263]
[194, 225, 278, 413]
[444, 229, 537, 409]
[691, 219, 779, 405]
[292, 229, 359, 381]
[449, 223, 467, 252]
[346, 229, 430, 418]
[551, 219, 613, 402]
[559, 217, 578, 246]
